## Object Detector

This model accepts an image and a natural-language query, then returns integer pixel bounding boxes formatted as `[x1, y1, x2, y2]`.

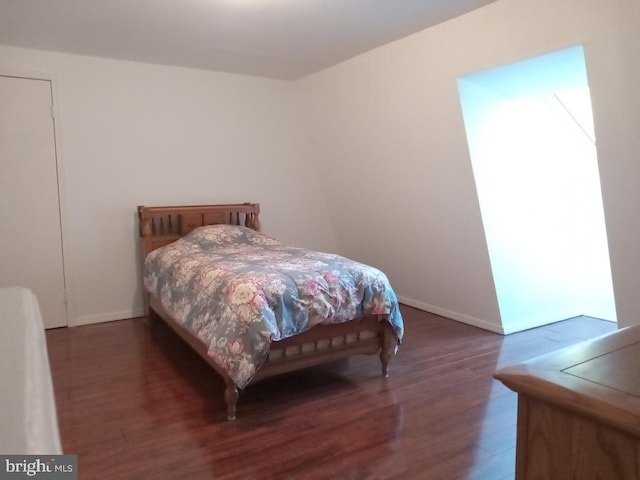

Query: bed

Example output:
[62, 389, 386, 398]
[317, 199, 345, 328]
[138, 203, 404, 420]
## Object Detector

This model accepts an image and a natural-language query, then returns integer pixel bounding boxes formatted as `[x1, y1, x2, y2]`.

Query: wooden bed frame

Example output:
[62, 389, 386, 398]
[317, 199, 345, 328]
[138, 203, 398, 420]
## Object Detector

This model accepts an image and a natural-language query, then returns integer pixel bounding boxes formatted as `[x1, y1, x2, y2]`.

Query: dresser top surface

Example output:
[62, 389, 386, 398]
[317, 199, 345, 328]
[563, 341, 640, 397]
[495, 325, 640, 435]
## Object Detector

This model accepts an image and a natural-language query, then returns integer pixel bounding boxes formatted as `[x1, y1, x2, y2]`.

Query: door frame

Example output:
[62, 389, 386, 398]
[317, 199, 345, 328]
[0, 69, 74, 327]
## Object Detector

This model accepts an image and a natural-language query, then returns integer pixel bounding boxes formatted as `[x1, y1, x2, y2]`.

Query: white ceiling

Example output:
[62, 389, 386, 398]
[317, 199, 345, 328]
[0, 0, 498, 80]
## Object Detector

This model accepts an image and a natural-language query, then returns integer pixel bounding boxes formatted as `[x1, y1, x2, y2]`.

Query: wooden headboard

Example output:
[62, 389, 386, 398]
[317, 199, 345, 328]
[137, 202, 260, 256]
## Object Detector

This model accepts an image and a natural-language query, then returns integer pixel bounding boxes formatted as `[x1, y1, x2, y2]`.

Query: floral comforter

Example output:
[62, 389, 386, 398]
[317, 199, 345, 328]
[143, 224, 404, 388]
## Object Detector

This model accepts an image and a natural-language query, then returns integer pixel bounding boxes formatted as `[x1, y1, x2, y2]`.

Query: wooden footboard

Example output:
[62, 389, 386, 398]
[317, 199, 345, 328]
[148, 293, 395, 420]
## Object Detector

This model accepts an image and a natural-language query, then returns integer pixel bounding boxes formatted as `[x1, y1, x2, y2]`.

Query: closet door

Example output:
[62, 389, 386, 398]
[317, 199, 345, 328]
[0, 75, 67, 328]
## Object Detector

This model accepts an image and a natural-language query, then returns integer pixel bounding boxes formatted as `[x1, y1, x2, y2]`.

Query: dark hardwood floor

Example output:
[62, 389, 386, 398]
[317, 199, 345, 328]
[45, 306, 616, 480]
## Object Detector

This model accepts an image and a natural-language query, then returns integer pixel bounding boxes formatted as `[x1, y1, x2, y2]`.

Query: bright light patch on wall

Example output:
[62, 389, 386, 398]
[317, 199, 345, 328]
[457, 46, 616, 333]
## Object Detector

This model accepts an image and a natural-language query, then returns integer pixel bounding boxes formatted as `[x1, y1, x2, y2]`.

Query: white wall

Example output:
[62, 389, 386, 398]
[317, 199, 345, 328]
[0, 45, 336, 326]
[3, 0, 639, 332]
[297, 0, 640, 331]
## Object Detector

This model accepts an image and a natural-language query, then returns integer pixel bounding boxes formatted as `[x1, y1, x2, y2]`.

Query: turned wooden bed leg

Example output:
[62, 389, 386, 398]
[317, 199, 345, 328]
[144, 293, 159, 326]
[224, 379, 239, 421]
[146, 307, 160, 326]
[380, 322, 396, 378]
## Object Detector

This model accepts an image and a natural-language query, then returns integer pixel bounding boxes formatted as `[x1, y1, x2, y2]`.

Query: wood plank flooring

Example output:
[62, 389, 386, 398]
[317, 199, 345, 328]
[45, 306, 616, 479]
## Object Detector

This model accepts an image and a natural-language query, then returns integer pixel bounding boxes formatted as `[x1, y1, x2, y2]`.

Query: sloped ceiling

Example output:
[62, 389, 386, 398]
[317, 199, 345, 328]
[0, 0, 498, 80]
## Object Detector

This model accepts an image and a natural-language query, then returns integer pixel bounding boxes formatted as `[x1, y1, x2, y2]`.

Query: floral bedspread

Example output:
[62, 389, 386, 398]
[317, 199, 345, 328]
[143, 224, 404, 388]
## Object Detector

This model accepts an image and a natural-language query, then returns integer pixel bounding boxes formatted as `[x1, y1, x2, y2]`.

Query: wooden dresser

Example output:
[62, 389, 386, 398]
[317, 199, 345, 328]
[495, 325, 640, 480]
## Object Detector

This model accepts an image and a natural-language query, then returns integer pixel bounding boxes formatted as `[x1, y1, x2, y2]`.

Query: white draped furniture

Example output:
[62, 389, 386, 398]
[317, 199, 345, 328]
[0, 287, 62, 454]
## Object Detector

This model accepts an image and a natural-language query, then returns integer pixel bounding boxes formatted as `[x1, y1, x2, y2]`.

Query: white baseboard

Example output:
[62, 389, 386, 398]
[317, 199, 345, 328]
[499, 308, 582, 335]
[70, 308, 144, 327]
[397, 296, 592, 335]
[397, 296, 505, 334]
